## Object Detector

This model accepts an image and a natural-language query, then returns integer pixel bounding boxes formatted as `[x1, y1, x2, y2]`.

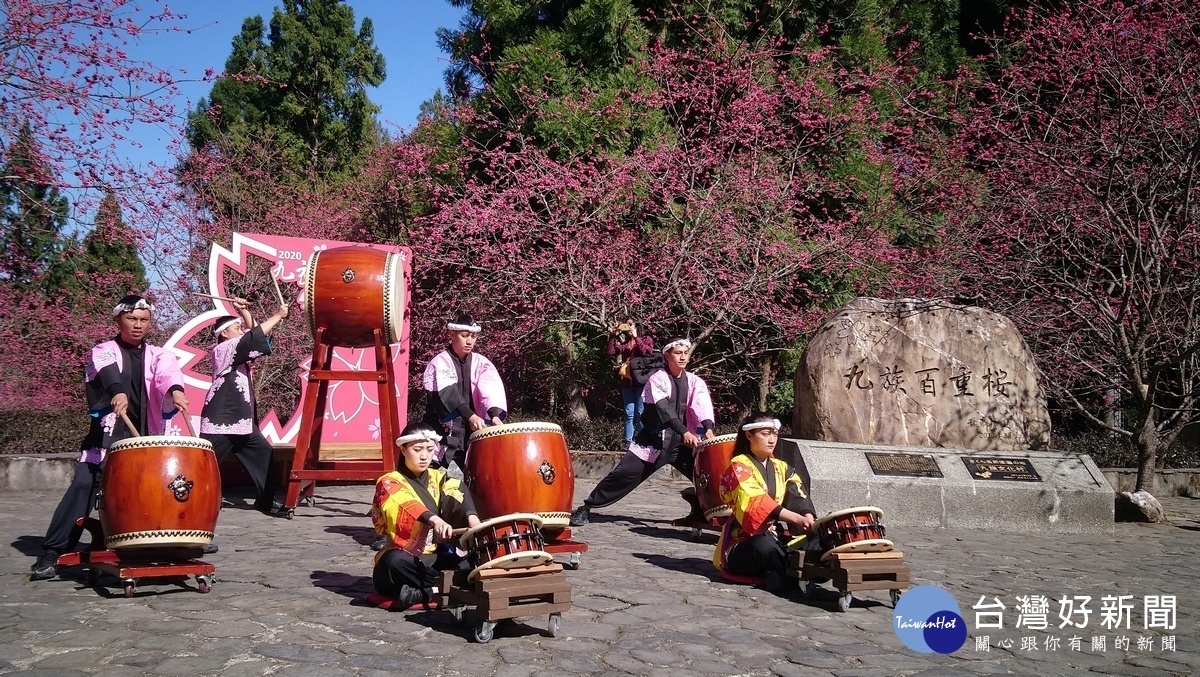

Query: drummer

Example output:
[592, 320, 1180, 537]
[713, 412, 817, 591]
[29, 295, 189, 581]
[370, 422, 482, 609]
[199, 296, 289, 519]
[421, 312, 508, 474]
[570, 338, 715, 526]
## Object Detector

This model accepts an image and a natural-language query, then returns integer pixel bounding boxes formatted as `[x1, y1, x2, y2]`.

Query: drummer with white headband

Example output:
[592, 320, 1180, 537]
[30, 295, 189, 581]
[199, 295, 289, 521]
[571, 337, 716, 526]
[370, 422, 482, 610]
[712, 412, 817, 591]
[421, 313, 508, 475]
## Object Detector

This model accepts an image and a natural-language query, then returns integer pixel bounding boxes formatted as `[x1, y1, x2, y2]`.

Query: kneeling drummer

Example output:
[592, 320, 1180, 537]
[369, 422, 481, 608]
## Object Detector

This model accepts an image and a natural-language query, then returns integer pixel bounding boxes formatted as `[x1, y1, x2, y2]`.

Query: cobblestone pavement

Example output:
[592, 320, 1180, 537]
[1, 479, 1197, 676]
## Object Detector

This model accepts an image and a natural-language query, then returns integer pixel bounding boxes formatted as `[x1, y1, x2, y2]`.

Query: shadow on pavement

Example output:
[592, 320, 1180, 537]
[10, 535, 44, 557]
[324, 524, 378, 546]
[630, 552, 718, 579]
[629, 524, 720, 543]
[310, 570, 374, 605]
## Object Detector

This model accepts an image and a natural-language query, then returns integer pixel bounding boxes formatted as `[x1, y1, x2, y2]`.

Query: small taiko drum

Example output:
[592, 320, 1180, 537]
[98, 436, 221, 550]
[304, 246, 405, 348]
[465, 422, 575, 531]
[459, 513, 553, 581]
[693, 433, 737, 520]
[813, 506, 893, 562]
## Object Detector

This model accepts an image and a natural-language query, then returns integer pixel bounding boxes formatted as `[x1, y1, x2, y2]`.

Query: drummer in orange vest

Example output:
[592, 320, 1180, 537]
[370, 422, 481, 609]
[29, 295, 189, 581]
[713, 412, 817, 591]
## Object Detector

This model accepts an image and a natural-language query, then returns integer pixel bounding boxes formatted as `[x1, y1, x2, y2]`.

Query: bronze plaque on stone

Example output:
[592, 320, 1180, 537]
[865, 452, 944, 478]
[963, 457, 1042, 482]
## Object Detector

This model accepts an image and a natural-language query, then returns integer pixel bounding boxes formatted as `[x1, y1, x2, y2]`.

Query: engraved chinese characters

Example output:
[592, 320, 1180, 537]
[794, 298, 1051, 450]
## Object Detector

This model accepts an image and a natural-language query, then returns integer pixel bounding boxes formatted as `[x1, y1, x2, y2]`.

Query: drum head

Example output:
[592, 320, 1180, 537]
[813, 505, 885, 528]
[821, 538, 895, 562]
[107, 435, 214, 453]
[467, 550, 554, 582]
[459, 512, 545, 549]
[382, 250, 403, 345]
[468, 421, 564, 445]
[696, 433, 738, 450]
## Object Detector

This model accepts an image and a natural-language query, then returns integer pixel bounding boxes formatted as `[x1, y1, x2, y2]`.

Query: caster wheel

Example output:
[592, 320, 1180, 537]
[286, 509, 295, 520]
[890, 589, 902, 606]
[547, 613, 561, 638]
[304, 495, 315, 507]
[449, 607, 464, 624]
[838, 592, 852, 612]
[690, 528, 701, 541]
[566, 552, 581, 570]
[197, 575, 214, 593]
[123, 580, 136, 598]
[474, 623, 494, 643]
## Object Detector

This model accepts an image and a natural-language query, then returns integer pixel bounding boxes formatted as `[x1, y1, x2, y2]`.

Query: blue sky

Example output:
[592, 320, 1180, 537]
[124, 0, 468, 170]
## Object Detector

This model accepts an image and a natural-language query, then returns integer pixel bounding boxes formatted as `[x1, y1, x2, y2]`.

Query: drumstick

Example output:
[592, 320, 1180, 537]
[178, 412, 196, 437]
[119, 411, 141, 438]
[191, 291, 238, 304]
[270, 273, 287, 307]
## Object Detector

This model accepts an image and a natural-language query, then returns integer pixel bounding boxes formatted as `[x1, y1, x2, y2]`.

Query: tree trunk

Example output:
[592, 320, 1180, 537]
[559, 324, 589, 422]
[756, 354, 772, 413]
[1134, 412, 1159, 493]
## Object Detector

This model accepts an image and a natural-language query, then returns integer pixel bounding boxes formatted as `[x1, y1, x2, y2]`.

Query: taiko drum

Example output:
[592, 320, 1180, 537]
[693, 434, 738, 520]
[99, 436, 221, 550]
[304, 246, 405, 348]
[464, 422, 575, 531]
[458, 513, 553, 582]
[813, 506, 894, 561]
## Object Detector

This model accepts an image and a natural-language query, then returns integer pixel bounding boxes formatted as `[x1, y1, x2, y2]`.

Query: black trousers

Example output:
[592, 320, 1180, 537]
[373, 548, 470, 596]
[583, 445, 694, 509]
[202, 430, 277, 509]
[726, 533, 787, 578]
[42, 462, 102, 553]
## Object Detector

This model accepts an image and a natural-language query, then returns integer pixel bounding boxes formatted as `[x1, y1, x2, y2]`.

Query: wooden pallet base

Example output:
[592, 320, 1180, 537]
[440, 563, 572, 622]
[788, 550, 909, 610]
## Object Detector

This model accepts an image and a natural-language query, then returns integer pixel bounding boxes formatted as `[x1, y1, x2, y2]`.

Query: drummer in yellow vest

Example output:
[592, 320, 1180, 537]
[370, 422, 481, 609]
[713, 412, 817, 591]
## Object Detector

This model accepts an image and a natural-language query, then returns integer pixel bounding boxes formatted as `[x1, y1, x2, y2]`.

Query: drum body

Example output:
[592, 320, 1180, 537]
[458, 513, 552, 581]
[813, 506, 893, 560]
[465, 422, 575, 530]
[99, 436, 220, 550]
[304, 246, 404, 348]
[693, 434, 737, 520]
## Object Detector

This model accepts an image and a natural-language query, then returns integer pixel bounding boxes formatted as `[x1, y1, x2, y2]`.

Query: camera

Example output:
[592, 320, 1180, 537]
[614, 322, 633, 344]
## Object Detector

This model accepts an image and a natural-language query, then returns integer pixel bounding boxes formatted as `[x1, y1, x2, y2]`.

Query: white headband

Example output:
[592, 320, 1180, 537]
[742, 419, 781, 432]
[112, 298, 155, 317]
[448, 321, 481, 332]
[662, 338, 692, 354]
[396, 429, 443, 446]
[213, 318, 242, 337]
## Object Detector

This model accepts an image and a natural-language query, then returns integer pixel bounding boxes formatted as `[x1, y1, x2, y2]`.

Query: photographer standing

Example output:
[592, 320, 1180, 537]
[606, 319, 654, 443]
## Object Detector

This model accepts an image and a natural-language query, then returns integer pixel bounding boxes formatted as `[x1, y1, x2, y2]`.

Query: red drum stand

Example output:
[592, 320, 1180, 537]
[283, 327, 399, 517]
[55, 518, 215, 597]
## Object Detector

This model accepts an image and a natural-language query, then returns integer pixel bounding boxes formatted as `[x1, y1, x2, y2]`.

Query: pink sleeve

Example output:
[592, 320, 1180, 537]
[687, 374, 715, 429]
[473, 356, 508, 414]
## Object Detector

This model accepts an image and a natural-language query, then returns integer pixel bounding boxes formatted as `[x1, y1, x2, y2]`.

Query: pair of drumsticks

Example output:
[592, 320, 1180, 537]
[192, 274, 288, 308]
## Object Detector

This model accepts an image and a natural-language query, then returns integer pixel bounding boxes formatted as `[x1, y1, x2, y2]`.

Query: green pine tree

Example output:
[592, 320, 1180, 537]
[0, 122, 69, 289]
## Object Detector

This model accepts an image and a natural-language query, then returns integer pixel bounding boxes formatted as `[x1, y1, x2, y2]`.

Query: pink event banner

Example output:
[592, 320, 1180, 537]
[164, 233, 412, 448]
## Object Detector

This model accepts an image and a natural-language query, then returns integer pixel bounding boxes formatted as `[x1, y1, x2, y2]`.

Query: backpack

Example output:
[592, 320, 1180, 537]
[629, 353, 665, 386]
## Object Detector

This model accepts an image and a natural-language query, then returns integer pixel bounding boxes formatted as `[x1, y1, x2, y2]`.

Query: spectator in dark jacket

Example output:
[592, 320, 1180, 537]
[607, 319, 654, 443]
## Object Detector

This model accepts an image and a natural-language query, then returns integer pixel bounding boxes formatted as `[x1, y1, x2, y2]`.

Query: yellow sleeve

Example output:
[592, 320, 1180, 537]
[719, 460, 779, 535]
[369, 474, 433, 555]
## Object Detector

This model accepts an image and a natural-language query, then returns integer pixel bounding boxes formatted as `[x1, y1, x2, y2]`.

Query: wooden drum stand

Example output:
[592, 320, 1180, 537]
[283, 327, 399, 517]
[439, 563, 572, 643]
[788, 549, 910, 612]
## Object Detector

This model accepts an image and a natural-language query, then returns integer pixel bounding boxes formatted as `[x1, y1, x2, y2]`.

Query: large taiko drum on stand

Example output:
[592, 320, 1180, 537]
[304, 246, 404, 348]
[465, 422, 575, 531]
[813, 506, 894, 562]
[693, 433, 737, 520]
[98, 436, 221, 550]
[459, 513, 553, 582]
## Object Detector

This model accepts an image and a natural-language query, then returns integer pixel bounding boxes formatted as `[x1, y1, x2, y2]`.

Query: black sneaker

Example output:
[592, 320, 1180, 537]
[396, 584, 432, 610]
[29, 550, 59, 581]
[569, 505, 590, 527]
[370, 535, 388, 551]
